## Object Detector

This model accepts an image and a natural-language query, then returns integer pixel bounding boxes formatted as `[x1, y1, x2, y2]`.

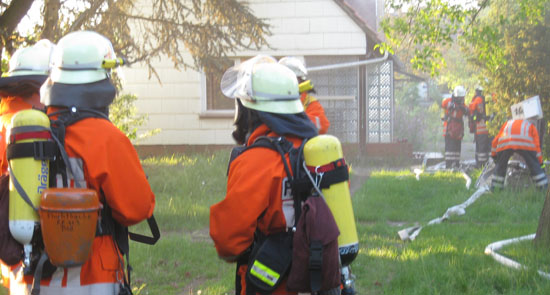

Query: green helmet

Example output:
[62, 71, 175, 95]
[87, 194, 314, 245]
[50, 31, 116, 84]
[221, 55, 303, 114]
[6, 39, 55, 77]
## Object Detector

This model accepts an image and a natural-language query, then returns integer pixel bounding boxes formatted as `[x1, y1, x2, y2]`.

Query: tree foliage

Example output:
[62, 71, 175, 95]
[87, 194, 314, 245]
[382, 0, 550, 248]
[0, 0, 270, 140]
[381, 0, 550, 136]
[109, 93, 160, 142]
[0, 0, 271, 77]
[394, 81, 443, 151]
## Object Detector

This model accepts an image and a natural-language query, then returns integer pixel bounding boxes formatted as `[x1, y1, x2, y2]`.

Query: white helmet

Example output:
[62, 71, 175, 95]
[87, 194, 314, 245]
[7, 39, 55, 77]
[221, 55, 303, 114]
[475, 85, 483, 91]
[278, 56, 307, 81]
[453, 85, 466, 97]
[50, 31, 117, 84]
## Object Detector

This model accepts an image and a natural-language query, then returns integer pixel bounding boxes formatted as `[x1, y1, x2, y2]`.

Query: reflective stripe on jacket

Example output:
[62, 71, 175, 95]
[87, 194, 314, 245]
[210, 124, 302, 295]
[13, 113, 155, 294]
[491, 119, 542, 163]
[468, 95, 488, 135]
[301, 92, 330, 134]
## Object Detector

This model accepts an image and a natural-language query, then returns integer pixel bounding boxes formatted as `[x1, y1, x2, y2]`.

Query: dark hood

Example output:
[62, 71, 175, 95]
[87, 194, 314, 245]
[257, 111, 318, 139]
[0, 75, 48, 97]
[40, 78, 116, 109]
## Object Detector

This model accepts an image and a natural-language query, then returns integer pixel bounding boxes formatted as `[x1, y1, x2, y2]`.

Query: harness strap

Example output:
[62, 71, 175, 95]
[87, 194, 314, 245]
[306, 159, 349, 189]
[129, 216, 161, 245]
[306, 159, 346, 173]
[7, 141, 57, 161]
[309, 239, 323, 292]
[30, 252, 49, 295]
[10, 131, 51, 142]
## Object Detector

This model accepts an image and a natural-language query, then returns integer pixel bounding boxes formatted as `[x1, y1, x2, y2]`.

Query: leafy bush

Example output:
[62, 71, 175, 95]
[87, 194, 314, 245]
[109, 93, 159, 142]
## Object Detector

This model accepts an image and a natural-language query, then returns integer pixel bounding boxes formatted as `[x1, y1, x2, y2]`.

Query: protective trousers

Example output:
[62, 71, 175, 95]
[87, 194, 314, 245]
[475, 133, 491, 167]
[445, 136, 461, 169]
[491, 149, 548, 191]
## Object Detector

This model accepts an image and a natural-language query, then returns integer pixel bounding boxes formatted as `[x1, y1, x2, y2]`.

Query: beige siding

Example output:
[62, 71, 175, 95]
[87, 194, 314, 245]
[126, 0, 365, 145]
[240, 0, 366, 56]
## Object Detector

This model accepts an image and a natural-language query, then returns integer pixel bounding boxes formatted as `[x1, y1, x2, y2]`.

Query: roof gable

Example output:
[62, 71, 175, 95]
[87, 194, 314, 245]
[333, 0, 384, 43]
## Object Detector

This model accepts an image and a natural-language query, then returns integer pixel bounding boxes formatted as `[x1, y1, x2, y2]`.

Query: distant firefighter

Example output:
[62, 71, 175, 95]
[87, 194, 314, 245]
[278, 57, 330, 134]
[442, 86, 468, 169]
[468, 86, 490, 167]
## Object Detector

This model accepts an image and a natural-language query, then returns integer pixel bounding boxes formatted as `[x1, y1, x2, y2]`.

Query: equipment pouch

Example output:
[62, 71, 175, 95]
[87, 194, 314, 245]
[246, 232, 292, 293]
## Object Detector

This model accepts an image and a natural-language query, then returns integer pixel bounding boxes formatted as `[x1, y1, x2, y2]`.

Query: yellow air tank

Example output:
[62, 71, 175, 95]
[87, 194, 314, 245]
[304, 135, 359, 266]
[8, 109, 51, 266]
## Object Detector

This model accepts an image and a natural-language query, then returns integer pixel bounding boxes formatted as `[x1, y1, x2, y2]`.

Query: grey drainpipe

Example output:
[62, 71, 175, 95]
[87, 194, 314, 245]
[306, 51, 389, 72]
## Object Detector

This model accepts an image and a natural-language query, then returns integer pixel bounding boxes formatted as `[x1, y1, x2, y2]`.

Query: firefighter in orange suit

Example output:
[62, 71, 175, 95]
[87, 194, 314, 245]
[0, 40, 55, 290]
[279, 57, 330, 134]
[210, 56, 318, 295]
[9, 31, 155, 295]
[442, 86, 468, 169]
[491, 118, 548, 191]
[0, 40, 55, 174]
[468, 86, 490, 167]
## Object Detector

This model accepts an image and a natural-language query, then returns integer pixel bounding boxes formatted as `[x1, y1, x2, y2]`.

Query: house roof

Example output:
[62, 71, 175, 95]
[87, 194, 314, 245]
[333, 0, 408, 72]
[332, 0, 385, 44]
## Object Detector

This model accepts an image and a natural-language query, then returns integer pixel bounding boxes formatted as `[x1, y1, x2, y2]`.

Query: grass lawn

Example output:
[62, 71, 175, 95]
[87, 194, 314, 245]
[3, 151, 550, 294]
[353, 170, 550, 294]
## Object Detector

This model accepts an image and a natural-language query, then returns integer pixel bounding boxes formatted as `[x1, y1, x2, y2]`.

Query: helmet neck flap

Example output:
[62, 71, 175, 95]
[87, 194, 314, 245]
[40, 78, 115, 110]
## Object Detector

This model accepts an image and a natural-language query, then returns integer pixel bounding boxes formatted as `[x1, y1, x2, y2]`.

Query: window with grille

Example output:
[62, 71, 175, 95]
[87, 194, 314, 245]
[305, 56, 359, 143]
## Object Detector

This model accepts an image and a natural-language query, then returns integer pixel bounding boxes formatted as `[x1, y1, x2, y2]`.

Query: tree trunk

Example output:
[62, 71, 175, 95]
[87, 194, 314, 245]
[534, 187, 550, 247]
[0, 0, 35, 54]
[40, 0, 61, 41]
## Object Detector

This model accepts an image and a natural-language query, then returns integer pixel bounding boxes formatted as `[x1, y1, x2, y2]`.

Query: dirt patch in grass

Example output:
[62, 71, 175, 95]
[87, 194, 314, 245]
[181, 276, 208, 295]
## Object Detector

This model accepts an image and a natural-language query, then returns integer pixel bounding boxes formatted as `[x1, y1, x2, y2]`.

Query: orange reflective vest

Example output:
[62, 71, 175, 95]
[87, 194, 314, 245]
[301, 93, 330, 134]
[491, 119, 542, 163]
[441, 97, 466, 137]
[11, 110, 155, 294]
[210, 124, 301, 295]
[468, 95, 488, 135]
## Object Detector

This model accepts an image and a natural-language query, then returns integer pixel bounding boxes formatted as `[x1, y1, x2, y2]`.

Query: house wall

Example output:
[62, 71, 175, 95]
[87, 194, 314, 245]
[123, 0, 367, 145]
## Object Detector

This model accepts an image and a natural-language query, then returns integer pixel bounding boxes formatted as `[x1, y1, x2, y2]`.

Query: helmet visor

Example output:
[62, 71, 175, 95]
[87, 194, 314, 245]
[220, 55, 277, 100]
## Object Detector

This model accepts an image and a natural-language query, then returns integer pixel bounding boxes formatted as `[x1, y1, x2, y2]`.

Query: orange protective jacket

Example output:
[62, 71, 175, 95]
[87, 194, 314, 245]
[12, 110, 155, 294]
[210, 124, 301, 295]
[491, 119, 542, 163]
[301, 93, 330, 134]
[468, 95, 488, 135]
[441, 97, 466, 137]
[0, 96, 34, 174]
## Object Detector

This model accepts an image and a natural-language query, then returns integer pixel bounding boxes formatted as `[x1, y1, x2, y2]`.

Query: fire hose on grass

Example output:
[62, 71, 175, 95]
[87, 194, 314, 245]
[399, 161, 494, 241]
[398, 185, 490, 241]
[484, 234, 550, 280]
[413, 161, 473, 189]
